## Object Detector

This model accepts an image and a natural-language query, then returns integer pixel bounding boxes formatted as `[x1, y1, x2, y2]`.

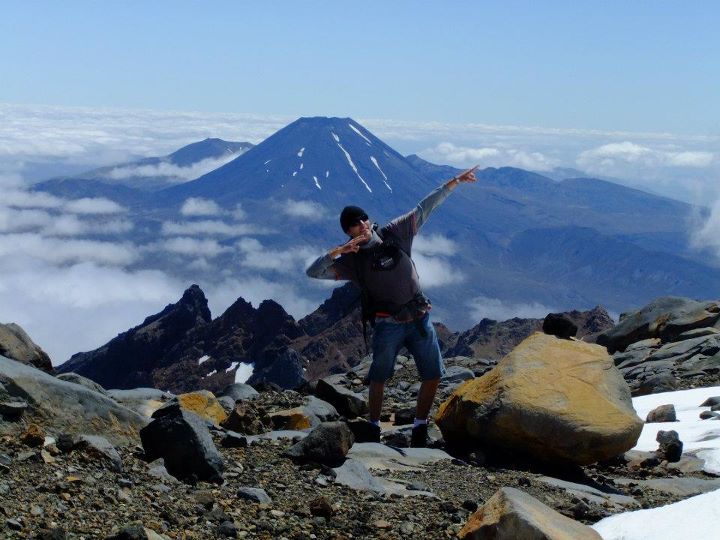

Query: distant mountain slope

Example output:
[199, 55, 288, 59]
[34, 138, 253, 192]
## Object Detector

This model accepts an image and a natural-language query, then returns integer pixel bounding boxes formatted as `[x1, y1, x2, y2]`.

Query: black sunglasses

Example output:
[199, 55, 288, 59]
[351, 215, 369, 227]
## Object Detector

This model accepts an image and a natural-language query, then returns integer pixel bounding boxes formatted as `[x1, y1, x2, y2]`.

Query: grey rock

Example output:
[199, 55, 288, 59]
[672, 327, 720, 341]
[393, 406, 415, 426]
[649, 334, 720, 360]
[0, 356, 147, 445]
[56, 373, 108, 395]
[221, 431, 248, 448]
[441, 365, 475, 385]
[217, 396, 236, 414]
[0, 323, 53, 373]
[700, 396, 720, 407]
[302, 395, 340, 427]
[597, 297, 720, 353]
[217, 520, 238, 538]
[220, 383, 258, 402]
[0, 398, 28, 420]
[283, 421, 354, 466]
[107, 388, 174, 418]
[75, 434, 123, 472]
[236, 487, 271, 503]
[314, 379, 368, 419]
[700, 410, 720, 420]
[458, 487, 603, 539]
[646, 404, 677, 423]
[656, 430, 683, 462]
[146, 458, 178, 483]
[537, 476, 637, 509]
[633, 373, 677, 396]
[140, 407, 224, 483]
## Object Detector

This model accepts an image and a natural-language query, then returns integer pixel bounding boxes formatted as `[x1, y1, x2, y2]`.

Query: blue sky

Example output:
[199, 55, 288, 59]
[2, 1, 718, 134]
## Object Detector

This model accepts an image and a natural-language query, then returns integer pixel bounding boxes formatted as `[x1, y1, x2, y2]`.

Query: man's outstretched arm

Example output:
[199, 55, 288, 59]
[385, 166, 478, 237]
[305, 232, 370, 280]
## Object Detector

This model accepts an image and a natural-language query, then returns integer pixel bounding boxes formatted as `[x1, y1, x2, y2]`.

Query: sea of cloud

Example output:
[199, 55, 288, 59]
[1, 102, 719, 364]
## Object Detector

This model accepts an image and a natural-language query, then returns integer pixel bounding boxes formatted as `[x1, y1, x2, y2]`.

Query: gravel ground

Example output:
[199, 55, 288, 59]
[1, 423, 710, 540]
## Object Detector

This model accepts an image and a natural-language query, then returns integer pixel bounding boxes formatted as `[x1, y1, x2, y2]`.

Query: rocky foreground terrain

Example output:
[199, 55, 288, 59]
[2, 295, 720, 538]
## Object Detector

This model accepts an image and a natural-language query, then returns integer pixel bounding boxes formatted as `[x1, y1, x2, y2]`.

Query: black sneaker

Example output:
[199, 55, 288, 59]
[410, 423, 429, 448]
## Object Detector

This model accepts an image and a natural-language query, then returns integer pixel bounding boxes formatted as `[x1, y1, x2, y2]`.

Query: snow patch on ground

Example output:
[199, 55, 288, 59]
[592, 488, 720, 539]
[331, 132, 340, 142]
[313, 176, 321, 190]
[325, 170, 330, 178]
[264, 159, 272, 164]
[336, 143, 372, 193]
[297, 147, 305, 157]
[292, 171, 297, 177]
[234, 362, 254, 383]
[349, 123, 372, 145]
[370, 156, 392, 191]
[630, 386, 720, 474]
[300, 163, 304, 170]
[197, 355, 210, 365]
[226, 361, 238, 372]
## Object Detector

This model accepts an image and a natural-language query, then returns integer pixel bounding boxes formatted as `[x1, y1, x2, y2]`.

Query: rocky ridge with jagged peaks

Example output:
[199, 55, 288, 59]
[57, 282, 616, 394]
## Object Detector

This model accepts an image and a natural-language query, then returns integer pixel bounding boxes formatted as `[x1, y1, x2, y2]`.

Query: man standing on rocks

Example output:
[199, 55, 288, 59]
[306, 167, 477, 446]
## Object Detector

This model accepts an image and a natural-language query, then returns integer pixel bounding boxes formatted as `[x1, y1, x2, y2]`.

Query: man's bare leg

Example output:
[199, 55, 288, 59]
[368, 380, 385, 423]
[415, 378, 440, 420]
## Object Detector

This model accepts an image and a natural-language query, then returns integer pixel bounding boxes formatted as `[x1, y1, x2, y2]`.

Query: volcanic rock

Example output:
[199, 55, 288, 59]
[436, 332, 643, 464]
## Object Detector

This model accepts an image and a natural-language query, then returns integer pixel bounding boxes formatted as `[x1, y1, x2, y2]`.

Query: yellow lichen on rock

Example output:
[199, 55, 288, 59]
[176, 390, 227, 425]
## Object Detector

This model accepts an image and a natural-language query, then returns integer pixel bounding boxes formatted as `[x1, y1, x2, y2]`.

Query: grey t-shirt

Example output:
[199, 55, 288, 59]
[306, 183, 453, 309]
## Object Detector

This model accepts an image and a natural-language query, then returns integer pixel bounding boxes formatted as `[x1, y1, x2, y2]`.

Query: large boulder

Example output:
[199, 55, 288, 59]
[283, 421, 354, 466]
[56, 372, 108, 395]
[0, 356, 147, 445]
[597, 297, 720, 353]
[314, 379, 368, 419]
[436, 333, 643, 465]
[140, 407, 224, 483]
[458, 487, 602, 539]
[0, 323, 53, 373]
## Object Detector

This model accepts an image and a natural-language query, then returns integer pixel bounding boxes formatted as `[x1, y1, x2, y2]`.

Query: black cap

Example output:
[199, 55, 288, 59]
[340, 206, 368, 233]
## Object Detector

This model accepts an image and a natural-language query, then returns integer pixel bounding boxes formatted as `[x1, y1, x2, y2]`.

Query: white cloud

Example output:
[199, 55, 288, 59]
[0, 234, 138, 265]
[236, 237, 318, 273]
[0, 259, 184, 363]
[63, 197, 126, 214]
[180, 197, 222, 216]
[577, 141, 715, 173]
[161, 220, 259, 236]
[413, 234, 458, 256]
[467, 296, 557, 322]
[0, 207, 53, 233]
[421, 142, 557, 171]
[279, 199, 327, 220]
[107, 151, 246, 183]
[151, 236, 231, 257]
[690, 200, 720, 259]
[2, 189, 65, 209]
[413, 253, 464, 288]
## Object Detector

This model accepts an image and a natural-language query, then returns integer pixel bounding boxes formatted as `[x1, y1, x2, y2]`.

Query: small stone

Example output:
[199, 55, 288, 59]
[517, 477, 532, 487]
[646, 404, 677, 423]
[6, 518, 22, 531]
[309, 496, 334, 518]
[407, 481, 430, 492]
[270, 510, 285, 518]
[374, 520, 392, 529]
[218, 521, 238, 538]
[20, 424, 45, 447]
[656, 430, 683, 462]
[700, 396, 720, 407]
[462, 500, 478, 512]
[236, 487, 271, 504]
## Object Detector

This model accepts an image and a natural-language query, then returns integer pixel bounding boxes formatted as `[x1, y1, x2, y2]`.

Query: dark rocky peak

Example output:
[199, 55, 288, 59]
[140, 284, 211, 328]
[255, 300, 304, 342]
[216, 296, 257, 328]
[299, 283, 360, 336]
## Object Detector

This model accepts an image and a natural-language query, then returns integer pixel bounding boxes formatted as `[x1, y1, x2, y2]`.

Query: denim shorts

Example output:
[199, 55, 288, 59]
[368, 312, 445, 383]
